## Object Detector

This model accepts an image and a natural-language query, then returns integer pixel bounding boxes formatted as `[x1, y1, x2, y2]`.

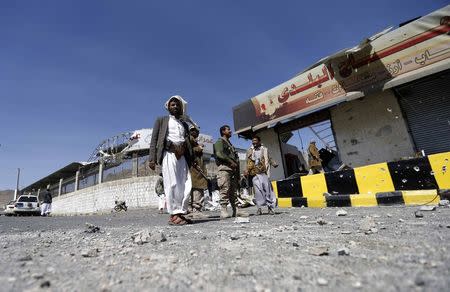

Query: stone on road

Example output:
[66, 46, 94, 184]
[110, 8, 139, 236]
[336, 209, 348, 216]
[1, 206, 450, 291]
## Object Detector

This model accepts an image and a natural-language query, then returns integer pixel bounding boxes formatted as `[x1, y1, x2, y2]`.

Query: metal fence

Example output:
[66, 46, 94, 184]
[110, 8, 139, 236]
[44, 152, 163, 197]
[40, 153, 219, 198]
[103, 159, 133, 182]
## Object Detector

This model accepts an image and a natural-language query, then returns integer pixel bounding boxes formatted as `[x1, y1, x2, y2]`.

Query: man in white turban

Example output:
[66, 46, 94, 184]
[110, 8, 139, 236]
[149, 95, 193, 225]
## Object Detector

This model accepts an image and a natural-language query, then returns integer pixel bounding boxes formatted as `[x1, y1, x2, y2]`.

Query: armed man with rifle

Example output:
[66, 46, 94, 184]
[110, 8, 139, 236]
[213, 125, 248, 219]
[188, 125, 209, 219]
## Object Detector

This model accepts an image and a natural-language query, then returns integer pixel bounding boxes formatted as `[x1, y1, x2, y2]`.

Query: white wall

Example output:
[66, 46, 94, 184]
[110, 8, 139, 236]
[257, 128, 285, 181]
[331, 89, 415, 167]
[52, 176, 159, 215]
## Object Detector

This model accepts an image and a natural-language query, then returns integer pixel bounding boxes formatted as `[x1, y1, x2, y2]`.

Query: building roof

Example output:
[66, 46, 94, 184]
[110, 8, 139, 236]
[22, 162, 97, 193]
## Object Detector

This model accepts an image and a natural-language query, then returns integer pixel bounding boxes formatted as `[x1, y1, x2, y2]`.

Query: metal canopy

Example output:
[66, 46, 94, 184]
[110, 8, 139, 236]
[22, 162, 97, 193]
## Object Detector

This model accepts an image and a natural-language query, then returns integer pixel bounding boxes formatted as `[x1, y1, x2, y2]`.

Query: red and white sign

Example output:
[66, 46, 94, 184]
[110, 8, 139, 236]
[234, 6, 450, 133]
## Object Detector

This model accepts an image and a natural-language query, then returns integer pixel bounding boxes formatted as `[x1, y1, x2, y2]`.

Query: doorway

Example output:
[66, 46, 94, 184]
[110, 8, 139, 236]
[276, 111, 341, 177]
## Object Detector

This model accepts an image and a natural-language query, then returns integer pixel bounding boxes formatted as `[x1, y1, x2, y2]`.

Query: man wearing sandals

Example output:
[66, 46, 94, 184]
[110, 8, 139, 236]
[213, 125, 248, 219]
[246, 136, 277, 215]
[149, 95, 193, 225]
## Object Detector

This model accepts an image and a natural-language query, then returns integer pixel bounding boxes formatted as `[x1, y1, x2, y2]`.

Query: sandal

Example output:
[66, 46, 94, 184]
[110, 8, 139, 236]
[168, 215, 187, 225]
[179, 215, 193, 224]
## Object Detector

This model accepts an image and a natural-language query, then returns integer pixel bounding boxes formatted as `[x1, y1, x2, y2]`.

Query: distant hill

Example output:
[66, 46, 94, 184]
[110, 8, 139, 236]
[0, 190, 14, 208]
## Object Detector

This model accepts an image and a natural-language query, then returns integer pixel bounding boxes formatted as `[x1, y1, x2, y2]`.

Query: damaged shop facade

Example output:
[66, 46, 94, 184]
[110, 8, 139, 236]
[233, 6, 450, 181]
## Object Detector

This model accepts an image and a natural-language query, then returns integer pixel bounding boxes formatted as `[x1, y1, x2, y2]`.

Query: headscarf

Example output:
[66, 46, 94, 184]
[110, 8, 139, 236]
[164, 95, 200, 129]
[165, 95, 188, 115]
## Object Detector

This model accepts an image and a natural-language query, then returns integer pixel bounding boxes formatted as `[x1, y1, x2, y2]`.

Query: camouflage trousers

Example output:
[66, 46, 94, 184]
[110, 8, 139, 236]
[217, 169, 239, 208]
[189, 188, 205, 212]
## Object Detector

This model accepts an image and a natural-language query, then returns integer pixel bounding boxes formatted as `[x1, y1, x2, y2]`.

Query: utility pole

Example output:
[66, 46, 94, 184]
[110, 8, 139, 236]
[14, 168, 20, 200]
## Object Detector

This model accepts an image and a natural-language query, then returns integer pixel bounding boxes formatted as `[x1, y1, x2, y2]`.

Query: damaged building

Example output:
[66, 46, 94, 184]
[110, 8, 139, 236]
[232, 6, 450, 180]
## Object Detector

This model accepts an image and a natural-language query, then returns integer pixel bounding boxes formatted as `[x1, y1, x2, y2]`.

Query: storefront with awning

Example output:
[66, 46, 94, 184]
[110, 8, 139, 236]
[232, 6, 450, 180]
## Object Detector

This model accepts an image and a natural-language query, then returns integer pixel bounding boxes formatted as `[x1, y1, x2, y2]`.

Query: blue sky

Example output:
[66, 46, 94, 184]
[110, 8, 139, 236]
[0, 0, 446, 189]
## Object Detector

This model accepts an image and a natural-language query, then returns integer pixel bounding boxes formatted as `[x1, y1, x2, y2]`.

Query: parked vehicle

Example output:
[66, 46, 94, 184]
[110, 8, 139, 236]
[14, 195, 40, 216]
[3, 200, 16, 216]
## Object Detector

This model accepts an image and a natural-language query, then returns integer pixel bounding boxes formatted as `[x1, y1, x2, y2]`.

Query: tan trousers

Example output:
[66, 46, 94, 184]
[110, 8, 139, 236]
[217, 169, 239, 208]
[190, 189, 205, 212]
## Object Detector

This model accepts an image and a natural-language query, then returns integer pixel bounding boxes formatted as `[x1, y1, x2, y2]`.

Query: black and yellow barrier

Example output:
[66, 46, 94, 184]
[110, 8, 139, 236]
[272, 151, 450, 208]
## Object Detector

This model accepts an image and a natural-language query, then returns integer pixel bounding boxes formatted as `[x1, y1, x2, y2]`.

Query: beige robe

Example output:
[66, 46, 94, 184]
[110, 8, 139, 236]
[308, 143, 322, 168]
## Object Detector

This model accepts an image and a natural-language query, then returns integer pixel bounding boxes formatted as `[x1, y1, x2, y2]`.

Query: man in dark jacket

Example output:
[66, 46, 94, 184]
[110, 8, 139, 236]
[213, 125, 247, 219]
[41, 188, 52, 216]
[148, 95, 193, 225]
[155, 173, 166, 214]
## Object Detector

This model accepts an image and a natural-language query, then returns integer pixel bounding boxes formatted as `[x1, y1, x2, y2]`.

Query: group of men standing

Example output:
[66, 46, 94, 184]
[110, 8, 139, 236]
[148, 95, 277, 226]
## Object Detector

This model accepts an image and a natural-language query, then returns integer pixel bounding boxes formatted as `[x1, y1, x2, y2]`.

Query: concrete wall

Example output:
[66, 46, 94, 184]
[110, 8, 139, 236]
[257, 128, 285, 180]
[52, 176, 159, 215]
[331, 89, 415, 167]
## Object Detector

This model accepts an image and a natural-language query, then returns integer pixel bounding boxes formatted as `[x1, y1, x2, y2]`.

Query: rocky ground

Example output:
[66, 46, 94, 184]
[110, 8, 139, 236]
[1, 205, 450, 292]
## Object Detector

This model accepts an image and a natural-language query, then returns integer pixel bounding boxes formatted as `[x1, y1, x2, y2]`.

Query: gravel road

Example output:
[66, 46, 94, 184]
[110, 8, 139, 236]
[1, 205, 449, 291]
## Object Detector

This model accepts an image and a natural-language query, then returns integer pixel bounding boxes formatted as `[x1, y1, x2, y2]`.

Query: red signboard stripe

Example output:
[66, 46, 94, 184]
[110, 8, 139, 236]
[354, 24, 450, 68]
